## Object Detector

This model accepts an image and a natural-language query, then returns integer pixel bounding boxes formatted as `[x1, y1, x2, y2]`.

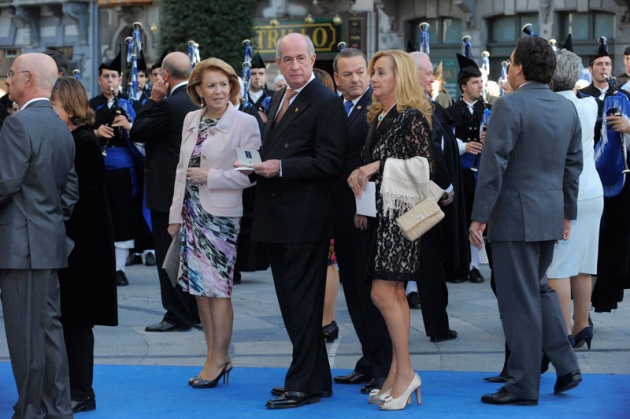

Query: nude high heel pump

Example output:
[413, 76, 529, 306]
[368, 388, 391, 405]
[379, 373, 422, 411]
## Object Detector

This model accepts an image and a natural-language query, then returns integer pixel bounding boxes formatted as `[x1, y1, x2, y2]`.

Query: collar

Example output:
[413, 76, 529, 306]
[462, 99, 478, 108]
[20, 97, 49, 110]
[343, 87, 369, 107]
[170, 81, 188, 95]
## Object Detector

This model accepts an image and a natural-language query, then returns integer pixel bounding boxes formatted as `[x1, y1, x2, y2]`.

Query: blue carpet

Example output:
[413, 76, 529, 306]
[1, 363, 628, 418]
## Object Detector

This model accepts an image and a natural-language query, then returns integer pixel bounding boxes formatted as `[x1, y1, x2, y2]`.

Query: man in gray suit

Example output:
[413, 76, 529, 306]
[0, 53, 78, 418]
[469, 36, 583, 405]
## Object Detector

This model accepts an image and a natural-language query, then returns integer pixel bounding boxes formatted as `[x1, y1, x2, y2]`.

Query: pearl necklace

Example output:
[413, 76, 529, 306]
[378, 103, 396, 122]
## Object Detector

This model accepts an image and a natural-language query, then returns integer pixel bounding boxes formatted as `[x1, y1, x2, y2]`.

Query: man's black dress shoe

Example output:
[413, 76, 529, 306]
[115, 270, 129, 286]
[406, 292, 422, 309]
[554, 371, 582, 393]
[144, 251, 156, 266]
[360, 376, 385, 394]
[481, 387, 538, 406]
[145, 321, 191, 332]
[469, 267, 484, 283]
[266, 391, 321, 409]
[271, 386, 332, 398]
[71, 397, 96, 413]
[483, 373, 508, 383]
[333, 371, 371, 385]
[430, 329, 458, 342]
[125, 253, 142, 266]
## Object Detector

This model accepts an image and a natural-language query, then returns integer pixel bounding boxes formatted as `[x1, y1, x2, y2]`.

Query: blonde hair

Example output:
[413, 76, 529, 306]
[367, 50, 432, 126]
[187, 58, 240, 107]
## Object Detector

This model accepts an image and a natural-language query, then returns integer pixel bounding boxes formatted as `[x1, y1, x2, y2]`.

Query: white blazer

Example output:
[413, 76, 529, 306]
[169, 102, 261, 222]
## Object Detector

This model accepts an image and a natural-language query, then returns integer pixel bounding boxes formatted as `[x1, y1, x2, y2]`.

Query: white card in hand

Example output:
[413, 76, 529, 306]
[235, 148, 261, 171]
[355, 181, 376, 217]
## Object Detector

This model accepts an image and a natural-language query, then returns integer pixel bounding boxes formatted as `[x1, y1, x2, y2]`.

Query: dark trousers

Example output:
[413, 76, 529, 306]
[0, 269, 72, 419]
[151, 210, 199, 327]
[492, 241, 579, 399]
[335, 231, 391, 378]
[266, 241, 332, 393]
[415, 226, 451, 336]
[63, 327, 95, 402]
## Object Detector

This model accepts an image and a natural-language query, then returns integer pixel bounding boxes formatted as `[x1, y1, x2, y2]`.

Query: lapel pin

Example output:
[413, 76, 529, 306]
[357, 105, 362, 110]
[294, 108, 299, 112]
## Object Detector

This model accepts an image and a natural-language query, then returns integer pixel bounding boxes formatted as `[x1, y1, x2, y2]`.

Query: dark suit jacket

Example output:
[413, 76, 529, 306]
[252, 78, 348, 243]
[332, 87, 372, 235]
[130, 84, 198, 213]
[0, 100, 78, 269]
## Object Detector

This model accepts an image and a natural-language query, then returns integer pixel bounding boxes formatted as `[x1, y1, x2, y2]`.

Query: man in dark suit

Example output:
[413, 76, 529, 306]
[252, 33, 347, 409]
[329, 48, 392, 394]
[0, 53, 78, 419]
[130, 52, 199, 332]
[409, 51, 459, 342]
[469, 36, 583, 406]
[447, 54, 491, 284]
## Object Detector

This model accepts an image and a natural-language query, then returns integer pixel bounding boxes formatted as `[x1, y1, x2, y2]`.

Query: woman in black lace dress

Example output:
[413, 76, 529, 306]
[348, 50, 434, 411]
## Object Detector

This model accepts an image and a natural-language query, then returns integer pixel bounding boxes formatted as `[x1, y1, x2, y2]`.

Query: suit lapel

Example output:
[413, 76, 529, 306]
[263, 81, 317, 154]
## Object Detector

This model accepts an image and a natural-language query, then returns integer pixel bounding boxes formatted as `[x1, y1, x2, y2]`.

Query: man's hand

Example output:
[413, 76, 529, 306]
[253, 159, 281, 178]
[440, 190, 454, 206]
[354, 214, 368, 230]
[563, 219, 571, 241]
[606, 114, 630, 134]
[468, 221, 486, 249]
[150, 80, 169, 102]
[112, 114, 131, 132]
[465, 141, 483, 155]
[94, 124, 114, 139]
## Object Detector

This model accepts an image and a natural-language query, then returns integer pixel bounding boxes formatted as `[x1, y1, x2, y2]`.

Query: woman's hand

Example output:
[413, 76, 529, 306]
[347, 161, 380, 197]
[186, 168, 208, 185]
[167, 223, 181, 239]
[233, 160, 253, 175]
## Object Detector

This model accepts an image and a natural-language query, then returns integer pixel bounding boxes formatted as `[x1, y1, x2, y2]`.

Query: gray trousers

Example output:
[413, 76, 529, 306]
[492, 240, 580, 400]
[0, 269, 72, 419]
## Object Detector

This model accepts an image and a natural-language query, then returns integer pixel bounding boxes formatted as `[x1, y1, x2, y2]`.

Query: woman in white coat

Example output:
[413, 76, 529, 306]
[168, 58, 261, 388]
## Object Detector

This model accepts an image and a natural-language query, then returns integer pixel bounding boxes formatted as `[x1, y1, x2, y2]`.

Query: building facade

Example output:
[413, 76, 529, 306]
[1, 0, 629, 98]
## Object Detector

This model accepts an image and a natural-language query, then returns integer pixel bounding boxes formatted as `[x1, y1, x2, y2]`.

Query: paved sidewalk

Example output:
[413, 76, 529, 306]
[1, 263, 629, 375]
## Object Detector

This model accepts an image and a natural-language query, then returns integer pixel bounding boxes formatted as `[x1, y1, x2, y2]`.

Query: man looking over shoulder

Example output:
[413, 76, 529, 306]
[252, 33, 347, 409]
[469, 35, 583, 406]
[0, 52, 78, 419]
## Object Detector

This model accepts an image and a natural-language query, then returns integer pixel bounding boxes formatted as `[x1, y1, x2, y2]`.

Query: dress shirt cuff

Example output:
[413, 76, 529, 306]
[444, 184, 454, 194]
[456, 138, 466, 155]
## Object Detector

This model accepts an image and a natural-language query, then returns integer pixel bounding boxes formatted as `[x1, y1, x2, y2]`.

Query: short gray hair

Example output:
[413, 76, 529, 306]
[276, 33, 315, 59]
[552, 49, 582, 92]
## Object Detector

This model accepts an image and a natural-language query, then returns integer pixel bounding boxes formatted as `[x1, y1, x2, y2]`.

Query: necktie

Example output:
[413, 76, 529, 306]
[274, 89, 297, 125]
[344, 100, 354, 116]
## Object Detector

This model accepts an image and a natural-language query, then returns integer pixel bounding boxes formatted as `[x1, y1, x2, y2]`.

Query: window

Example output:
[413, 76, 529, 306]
[560, 12, 615, 41]
[489, 14, 538, 44]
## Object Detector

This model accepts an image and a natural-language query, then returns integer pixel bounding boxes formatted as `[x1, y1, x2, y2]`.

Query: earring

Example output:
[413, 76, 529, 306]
[199, 95, 205, 106]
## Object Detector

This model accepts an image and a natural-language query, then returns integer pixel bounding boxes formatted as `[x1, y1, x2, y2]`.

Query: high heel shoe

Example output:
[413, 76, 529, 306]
[368, 388, 391, 405]
[191, 362, 231, 388]
[188, 375, 200, 386]
[379, 373, 422, 411]
[573, 327, 593, 350]
[322, 321, 339, 342]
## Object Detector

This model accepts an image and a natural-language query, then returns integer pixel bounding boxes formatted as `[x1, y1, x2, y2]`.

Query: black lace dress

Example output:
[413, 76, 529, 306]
[363, 106, 434, 282]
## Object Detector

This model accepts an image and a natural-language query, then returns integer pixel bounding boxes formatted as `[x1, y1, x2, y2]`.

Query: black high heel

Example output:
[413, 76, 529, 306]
[573, 327, 593, 350]
[322, 321, 339, 342]
[192, 362, 231, 388]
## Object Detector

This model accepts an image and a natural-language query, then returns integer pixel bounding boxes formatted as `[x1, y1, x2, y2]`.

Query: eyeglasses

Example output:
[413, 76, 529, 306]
[7, 70, 30, 78]
[100, 73, 120, 79]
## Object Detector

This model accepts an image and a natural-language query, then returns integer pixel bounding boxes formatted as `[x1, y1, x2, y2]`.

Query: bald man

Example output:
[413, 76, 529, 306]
[0, 53, 77, 418]
[130, 52, 200, 332]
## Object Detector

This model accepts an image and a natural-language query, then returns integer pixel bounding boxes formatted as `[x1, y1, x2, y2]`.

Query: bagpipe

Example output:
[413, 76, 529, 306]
[188, 40, 200, 69]
[459, 35, 488, 173]
[594, 37, 630, 197]
[125, 22, 143, 106]
[419, 22, 430, 54]
[242, 39, 255, 110]
[498, 60, 509, 96]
